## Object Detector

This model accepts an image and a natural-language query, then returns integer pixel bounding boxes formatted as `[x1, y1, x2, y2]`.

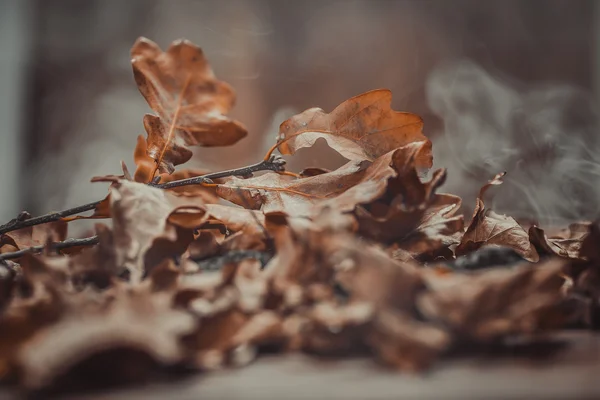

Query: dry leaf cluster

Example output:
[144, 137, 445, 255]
[0, 37, 598, 396]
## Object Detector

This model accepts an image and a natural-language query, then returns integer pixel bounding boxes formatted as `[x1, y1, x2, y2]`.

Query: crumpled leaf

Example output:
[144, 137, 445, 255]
[417, 260, 567, 342]
[262, 213, 335, 309]
[368, 309, 450, 371]
[290, 301, 373, 355]
[203, 204, 267, 236]
[328, 235, 424, 312]
[276, 89, 432, 169]
[109, 180, 207, 281]
[391, 194, 464, 261]
[529, 222, 590, 259]
[217, 143, 429, 218]
[456, 173, 539, 262]
[15, 288, 196, 391]
[4, 34, 597, 395]
[343, 142, 464, 261]
[0, 221, 67, 253]
[0, 255, 68, 380]
[561, 222, 600, 327]
[131, 37, 247, 174]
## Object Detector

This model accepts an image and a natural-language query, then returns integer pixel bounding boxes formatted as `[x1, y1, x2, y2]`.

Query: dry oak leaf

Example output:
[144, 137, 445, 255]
[355, 142, 455, 245]
[262, 213, 338, 309]
[217, 142, 430, 218]
[367, 309, 450, 372]
[277, 89, 432, 169]
[529, 222, 590, 259]
[328, 235, 424, 313]
[417, 260, 567, 342]
[15, 289, 196, 391]
[131, 37, 247, 174]
[109, 180, 207, 281]
[0, 220, 67, 253]
[391, 194, 464, 262]
[456, 172, 539, 262]
[0, 268, 64, 380]
[561, 222, 600, 327]
[292, 301, 373, 356]
[202, 204, 267, 236]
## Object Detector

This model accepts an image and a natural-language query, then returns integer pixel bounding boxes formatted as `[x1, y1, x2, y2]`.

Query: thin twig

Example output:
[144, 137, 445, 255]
[0, 156, 286, 236]
[0, 201, 101, 236]
[0, 235, 100, 261]
[152, 155, 286, 190]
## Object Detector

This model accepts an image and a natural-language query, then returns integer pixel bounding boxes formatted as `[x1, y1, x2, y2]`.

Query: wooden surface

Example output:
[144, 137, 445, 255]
[58, 331, 600, 400]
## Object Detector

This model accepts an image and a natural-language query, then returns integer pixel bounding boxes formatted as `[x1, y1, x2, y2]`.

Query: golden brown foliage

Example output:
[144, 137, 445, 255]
[0, 37, 594, 395]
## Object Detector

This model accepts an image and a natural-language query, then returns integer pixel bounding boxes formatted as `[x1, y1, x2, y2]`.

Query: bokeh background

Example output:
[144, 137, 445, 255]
[1, 0, 599, 231]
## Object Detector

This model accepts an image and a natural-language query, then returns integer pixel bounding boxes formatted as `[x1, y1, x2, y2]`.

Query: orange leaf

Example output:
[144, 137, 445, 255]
[132, 134, 156, 183]
[131, 37, 247, 174]
[0, 221, 68, 253]
[276, 89, 432, 168]
[217, 142, 431, 218]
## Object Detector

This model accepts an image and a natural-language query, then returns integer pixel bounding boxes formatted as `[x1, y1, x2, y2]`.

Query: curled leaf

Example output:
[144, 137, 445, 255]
[529, 222, 590, 259]
[131, 37, 247, 174]
[456, 173, 539, 262]
[417, 260, 567, 341]
[277, 89, 432, 168]
[217, 143, 430, 218]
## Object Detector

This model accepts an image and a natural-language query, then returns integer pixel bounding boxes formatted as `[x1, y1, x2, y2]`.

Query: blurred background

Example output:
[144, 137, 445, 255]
[1, 0, 599, 231]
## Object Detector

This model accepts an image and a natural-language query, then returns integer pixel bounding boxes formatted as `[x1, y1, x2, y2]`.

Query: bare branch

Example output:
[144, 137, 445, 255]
[0, 201, 102, 236]
[0, 235, 100, 261]
[152, 155, 286, 190]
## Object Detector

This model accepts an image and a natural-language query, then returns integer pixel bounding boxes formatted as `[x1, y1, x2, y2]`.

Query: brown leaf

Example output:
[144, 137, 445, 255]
[368, 309, 450, 371]
[67, 224, 119, 284]
[292, 301, 373, 355]
[131, 37, 247, 174]
[456, 173, 539, 262]
[15, 289, 196, 391]
[277, 89, 432, 169]
[328, 235, 424, 312]
[354, 142, 459, 249]
[417, 260, 567, 342]
[133, 134, 159, 183]
[109, 180, 207, 281]
[217, 142, 430, 218]
[391, 194, 465, 261]
[529, 222, 590, 259]
[203, 204, 267, 235]
[1, 221, 68, 253]
[0, 255, 68, 380]
[561, 222, 600, 327]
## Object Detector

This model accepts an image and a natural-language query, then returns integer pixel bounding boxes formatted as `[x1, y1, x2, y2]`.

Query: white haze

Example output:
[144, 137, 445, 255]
[427, 59, 600, 226]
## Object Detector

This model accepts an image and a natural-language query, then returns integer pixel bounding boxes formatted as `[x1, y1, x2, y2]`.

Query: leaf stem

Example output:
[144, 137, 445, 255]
[0, 235, 99, 261]
[263, 142, 280, 161]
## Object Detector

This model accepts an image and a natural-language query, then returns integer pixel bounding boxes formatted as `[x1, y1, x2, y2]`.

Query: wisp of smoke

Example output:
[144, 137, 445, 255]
[427, 59, 600, 226]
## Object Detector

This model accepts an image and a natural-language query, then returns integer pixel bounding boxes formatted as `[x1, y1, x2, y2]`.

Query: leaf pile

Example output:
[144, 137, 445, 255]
[0, 37, 598, 396]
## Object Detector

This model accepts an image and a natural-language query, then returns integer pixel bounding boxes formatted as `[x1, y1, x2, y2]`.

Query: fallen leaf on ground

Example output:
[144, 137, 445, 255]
[456, 172, 539, 262]
[417, 259, 566, 341]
